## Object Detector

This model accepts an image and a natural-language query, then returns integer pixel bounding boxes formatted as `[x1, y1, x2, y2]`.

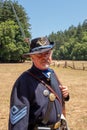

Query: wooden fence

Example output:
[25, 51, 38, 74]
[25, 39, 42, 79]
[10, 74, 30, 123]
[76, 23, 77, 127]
[51, 60, 87, 71]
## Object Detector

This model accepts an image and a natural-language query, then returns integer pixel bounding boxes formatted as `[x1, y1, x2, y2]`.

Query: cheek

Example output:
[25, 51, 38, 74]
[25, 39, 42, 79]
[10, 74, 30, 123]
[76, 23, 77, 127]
[33, 58, 42, 66]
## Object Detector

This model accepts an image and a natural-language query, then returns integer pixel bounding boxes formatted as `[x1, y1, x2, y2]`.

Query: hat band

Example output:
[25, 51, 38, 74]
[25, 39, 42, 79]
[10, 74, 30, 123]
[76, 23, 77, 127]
[31, 45, 53, 52]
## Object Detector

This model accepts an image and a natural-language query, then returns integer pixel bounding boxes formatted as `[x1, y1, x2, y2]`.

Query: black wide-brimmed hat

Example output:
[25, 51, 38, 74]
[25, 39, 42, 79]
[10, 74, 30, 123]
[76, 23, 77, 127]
[23, 37, 55, 56]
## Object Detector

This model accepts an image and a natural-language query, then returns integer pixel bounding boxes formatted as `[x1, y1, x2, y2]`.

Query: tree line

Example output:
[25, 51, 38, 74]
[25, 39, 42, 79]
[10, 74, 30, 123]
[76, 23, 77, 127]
[48, 20, 87, 60]
[0, 0, 87, 62]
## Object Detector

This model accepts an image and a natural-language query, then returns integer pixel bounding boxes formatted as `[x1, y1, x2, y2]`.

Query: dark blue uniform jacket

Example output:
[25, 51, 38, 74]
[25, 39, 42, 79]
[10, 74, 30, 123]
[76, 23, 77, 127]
[8, 65, 65, 130]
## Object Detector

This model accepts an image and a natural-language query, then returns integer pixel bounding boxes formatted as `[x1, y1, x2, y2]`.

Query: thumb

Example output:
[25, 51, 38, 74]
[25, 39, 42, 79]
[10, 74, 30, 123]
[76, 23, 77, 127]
[59, 85, 63, 89]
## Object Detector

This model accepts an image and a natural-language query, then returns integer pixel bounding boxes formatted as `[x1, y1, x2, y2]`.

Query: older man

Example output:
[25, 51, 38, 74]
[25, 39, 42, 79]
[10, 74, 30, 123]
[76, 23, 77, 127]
[8, 37, 69, 130]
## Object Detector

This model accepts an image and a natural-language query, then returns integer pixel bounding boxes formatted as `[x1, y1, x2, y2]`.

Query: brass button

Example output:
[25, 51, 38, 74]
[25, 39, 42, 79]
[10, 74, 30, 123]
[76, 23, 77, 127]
[53, 121, 61, 129]
[49, 93, 56, 101]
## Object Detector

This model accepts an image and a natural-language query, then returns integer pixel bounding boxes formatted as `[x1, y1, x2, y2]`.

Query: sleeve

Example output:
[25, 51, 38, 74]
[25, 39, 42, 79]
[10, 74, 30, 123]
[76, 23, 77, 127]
[8, 79, 30, 130]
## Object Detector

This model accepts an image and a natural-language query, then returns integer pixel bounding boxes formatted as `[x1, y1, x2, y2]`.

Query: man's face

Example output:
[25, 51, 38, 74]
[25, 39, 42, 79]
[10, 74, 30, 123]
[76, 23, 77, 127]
[30, 50, 53, 70]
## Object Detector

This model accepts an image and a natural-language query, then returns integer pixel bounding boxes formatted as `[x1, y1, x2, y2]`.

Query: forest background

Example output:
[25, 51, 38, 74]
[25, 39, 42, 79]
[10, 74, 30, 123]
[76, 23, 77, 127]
[0, 0, 87, 63]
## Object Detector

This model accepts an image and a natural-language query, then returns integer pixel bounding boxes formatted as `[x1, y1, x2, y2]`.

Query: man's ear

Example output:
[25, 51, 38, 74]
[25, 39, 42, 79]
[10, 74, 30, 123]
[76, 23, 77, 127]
[30, 55, 35, 61]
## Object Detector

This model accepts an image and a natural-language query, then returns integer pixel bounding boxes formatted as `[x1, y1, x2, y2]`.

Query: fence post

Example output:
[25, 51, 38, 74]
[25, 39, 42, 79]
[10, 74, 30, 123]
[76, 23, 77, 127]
[63, 61, 67, 68]
[72, 61, 75, 69]
[82, 63, 85, 70]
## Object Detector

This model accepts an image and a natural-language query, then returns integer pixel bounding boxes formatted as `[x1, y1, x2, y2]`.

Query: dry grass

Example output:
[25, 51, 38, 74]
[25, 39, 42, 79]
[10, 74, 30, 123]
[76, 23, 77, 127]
[0, 61, 87, 130]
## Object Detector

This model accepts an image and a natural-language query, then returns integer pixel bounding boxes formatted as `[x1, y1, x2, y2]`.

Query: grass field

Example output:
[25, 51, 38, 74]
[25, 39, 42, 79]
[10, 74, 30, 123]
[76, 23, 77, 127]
[0, 62, 87, 130]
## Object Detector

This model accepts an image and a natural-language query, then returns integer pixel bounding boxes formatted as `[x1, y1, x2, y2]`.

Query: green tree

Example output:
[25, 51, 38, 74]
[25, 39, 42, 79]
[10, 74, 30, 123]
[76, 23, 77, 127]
[0, 0, 31, 37]
[71, 42, 87, 60]
[0, 0, 31, 62]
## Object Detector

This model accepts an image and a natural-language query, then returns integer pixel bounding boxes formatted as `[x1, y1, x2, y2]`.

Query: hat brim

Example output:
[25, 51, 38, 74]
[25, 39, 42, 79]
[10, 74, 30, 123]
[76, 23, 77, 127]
[23, 44, 54, 57]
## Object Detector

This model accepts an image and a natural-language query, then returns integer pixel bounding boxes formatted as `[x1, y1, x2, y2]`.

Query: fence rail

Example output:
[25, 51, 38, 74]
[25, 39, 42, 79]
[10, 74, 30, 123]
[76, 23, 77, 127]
[51, 60, 87, 71]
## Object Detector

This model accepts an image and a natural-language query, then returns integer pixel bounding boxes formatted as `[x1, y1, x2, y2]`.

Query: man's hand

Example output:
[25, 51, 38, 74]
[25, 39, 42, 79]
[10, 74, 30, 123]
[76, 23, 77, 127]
[59, 85, 69, 99]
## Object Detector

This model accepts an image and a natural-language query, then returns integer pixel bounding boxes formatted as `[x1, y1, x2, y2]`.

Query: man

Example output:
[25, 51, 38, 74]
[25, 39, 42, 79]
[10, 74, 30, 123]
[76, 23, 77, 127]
[8, 37, 70, 130]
